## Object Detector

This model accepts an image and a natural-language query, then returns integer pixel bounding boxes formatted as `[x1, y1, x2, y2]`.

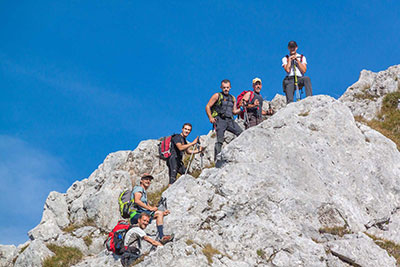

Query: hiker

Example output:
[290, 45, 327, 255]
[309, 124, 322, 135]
[282, 41, 313, 103]
[206, 79, 242, 161]
[130, 174, 173, 244]
[240, 78, 274, 129]
[167, 123, 204, 186]
[121, 213, 164, 266]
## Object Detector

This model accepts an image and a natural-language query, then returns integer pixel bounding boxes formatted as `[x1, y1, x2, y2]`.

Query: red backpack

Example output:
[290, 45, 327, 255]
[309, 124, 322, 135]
[158, 134, 177, 160]
[105, 220, 131, 255]
[236, 91, 255, 119]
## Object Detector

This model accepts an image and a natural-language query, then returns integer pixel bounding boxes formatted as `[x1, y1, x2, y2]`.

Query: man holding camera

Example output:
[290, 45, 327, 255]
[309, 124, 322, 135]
[282, 41, 313, 103]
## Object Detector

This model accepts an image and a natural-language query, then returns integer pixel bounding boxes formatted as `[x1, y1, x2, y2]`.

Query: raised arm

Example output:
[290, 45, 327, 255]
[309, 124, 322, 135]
[175, 137, 199, 151]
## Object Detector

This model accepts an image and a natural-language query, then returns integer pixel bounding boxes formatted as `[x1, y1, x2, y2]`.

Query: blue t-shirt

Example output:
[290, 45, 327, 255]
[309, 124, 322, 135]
[131, 186, 147, 213]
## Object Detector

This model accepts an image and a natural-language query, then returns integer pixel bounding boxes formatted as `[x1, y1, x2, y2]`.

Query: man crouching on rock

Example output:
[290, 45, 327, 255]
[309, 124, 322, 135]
[121, 213, 163, 266]
[130, 174, 173, 244]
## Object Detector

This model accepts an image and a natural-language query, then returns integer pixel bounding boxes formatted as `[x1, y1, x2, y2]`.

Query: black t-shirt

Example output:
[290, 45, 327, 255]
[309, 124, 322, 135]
[171, 134, 187, 160]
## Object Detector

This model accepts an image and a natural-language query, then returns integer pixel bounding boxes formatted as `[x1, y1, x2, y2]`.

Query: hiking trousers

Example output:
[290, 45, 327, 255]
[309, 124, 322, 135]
[214, 117, 243, 160]
[167, 156, 185, 184]
[245, 114, 263, 129]
[283, 76, 313, 104]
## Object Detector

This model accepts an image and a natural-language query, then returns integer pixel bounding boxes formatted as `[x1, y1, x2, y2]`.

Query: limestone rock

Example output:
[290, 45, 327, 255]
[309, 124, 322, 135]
[14, 240, 54, 267]
[339, 65, 400, 120]
[0, 245, 17, 267]
[134, 95, 400, 266]
[5, 74, 400, 266]
[326, 233, 396, 266]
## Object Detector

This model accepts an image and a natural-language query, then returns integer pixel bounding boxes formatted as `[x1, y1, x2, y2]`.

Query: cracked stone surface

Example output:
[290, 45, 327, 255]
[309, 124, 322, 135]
[2, 82, 400, 266]
[339, 64, 400, 120]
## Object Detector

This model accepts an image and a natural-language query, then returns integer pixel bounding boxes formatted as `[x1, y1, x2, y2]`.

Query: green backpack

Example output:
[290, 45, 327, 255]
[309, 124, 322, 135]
[118, 189, 135, 219]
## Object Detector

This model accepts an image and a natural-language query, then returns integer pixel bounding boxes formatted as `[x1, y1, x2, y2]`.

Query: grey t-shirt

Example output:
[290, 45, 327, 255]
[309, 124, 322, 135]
[123, 226, 147, 249]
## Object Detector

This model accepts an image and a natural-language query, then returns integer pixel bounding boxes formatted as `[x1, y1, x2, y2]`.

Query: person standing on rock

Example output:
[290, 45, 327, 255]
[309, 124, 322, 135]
[130, 174, 173, 244]
[240, 77, 274, 129]
[206, 79, 243, 161]
[282, 41, 313, 103]
[167, 123, 204, 186]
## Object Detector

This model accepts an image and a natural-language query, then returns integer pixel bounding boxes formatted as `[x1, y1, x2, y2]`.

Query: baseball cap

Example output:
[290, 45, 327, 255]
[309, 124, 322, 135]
[288, 41, 297, 48]
[141, 173, 154, 180]
[252, 77, 262, 84]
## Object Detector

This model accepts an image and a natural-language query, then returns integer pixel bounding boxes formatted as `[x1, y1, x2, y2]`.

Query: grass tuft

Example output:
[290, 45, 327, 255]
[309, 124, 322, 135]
[147, 185, 168, 207]
[19, 244, 29, 253]
[299, 111, 310, 117]
[62, 218, 96, 233]
[355, 91, 400, 151]
[190, 162, 216, 178]
[257, 249, 266, 259]
[43, 244, 83, 267]
[83, 235, 92, 247]
[319, 226, 352, 237]
[202, 243, 221, 264]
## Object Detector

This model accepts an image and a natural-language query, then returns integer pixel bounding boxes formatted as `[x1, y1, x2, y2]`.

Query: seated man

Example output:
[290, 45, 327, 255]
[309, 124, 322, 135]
[121, 213, 164, 266]
[282, 40, 313, 103]
[130, 173, 173, 244]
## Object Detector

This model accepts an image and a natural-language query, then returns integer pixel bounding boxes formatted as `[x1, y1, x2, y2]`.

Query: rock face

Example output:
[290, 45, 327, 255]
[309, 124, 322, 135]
[134, 95, 400, 267]
[339, 64, 400, 120]
[2, 79, 400, 266]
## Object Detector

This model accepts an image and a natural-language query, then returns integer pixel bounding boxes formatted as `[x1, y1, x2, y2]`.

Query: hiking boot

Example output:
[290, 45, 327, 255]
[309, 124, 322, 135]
[160, 234, 174, 245]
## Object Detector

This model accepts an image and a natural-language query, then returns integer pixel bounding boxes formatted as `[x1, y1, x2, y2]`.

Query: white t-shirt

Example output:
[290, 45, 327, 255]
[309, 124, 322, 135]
[124, 227, 147, 249]
[282, 53, 307, 77]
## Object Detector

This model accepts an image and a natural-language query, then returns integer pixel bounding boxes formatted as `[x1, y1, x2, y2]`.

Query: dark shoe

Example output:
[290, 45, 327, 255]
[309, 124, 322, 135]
[160, 234, 174, 245]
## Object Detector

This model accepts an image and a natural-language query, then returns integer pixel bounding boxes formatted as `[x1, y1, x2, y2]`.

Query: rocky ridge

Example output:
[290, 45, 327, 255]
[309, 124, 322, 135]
[339, 64, 400, 120]
[1, 66, 400, 266]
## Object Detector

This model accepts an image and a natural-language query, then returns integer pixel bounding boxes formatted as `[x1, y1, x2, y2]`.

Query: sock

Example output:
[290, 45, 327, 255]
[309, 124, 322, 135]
[157, 225, 164, 239]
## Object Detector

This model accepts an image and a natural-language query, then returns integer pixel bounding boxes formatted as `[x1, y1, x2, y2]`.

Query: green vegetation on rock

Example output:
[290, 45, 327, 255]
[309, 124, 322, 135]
[43, 244, 83, 267]
[356, 90, 400, 151]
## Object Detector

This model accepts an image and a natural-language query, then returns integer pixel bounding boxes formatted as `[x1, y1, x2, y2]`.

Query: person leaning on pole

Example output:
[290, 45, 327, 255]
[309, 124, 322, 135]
[282, 40, 313, 103]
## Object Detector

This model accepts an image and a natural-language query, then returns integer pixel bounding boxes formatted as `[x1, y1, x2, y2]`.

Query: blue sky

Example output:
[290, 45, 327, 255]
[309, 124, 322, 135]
[1, 1, 399, 245]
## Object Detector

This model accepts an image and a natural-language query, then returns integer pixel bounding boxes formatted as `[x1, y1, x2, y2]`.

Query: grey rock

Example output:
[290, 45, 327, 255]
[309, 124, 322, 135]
[326, 233, 396, 266]
[339, 65, 400, 120]
[5, 69, 400, 266]
[28, 218, 63, 242]
[0, 245, 17, 267]
[14, 240, 54, 267]
[134, 95, 400, 266]
[55, 234, 89, 255]
[28, 191, 69, 242]
[71, 251, 120, 267]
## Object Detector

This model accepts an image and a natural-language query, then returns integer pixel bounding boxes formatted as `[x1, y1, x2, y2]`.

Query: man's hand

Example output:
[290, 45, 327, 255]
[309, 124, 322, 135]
[267, 108, 274, 115]
[148, 206, 158, 212]
[192, 136, 199, 145]
[254, 99, 260, 106]
[289, 54, 297, 61]
[209, 117, 216, 124]
[163, 210, 170, 216]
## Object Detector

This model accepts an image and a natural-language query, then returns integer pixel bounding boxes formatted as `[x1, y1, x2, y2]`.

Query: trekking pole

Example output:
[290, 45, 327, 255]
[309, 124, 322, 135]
[198, 139, 204, 170]
[184, 142, 199, 176]
[293, 59, 301, 101]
